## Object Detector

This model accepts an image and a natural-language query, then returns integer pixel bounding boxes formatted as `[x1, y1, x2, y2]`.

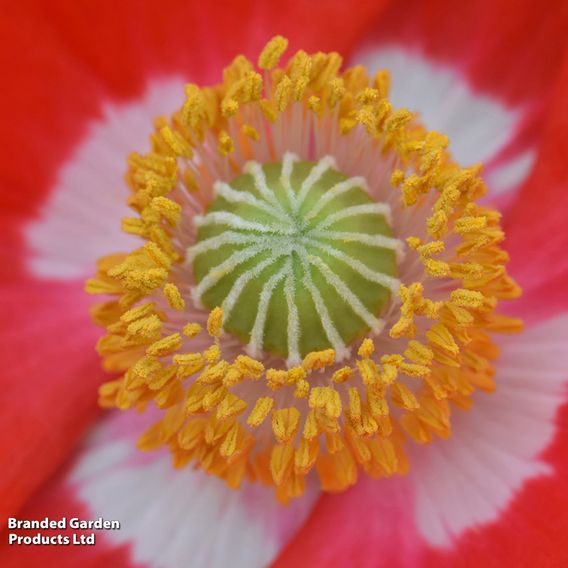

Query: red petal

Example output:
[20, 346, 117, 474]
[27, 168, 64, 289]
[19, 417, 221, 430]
[504, 53, 568, 293]
[0, 281, 103, 521]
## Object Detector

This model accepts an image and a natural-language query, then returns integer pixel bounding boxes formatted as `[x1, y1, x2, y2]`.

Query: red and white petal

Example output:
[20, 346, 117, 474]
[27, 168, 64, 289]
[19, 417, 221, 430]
[25, 79, 186, 279]
[273, 313, 568, 567]
[350, 0, 568, 199]
[410, 314, 568, 548]
[352, 47, 530, 176]
[1, 410, 319, 568]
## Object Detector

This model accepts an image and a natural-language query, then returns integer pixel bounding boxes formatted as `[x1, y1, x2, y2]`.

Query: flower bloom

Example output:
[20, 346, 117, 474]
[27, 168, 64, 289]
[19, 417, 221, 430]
[2, 1, 568, 567]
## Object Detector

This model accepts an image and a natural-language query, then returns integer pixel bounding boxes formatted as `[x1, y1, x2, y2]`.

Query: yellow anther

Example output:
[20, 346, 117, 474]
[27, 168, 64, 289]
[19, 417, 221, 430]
[373, 69, 390, 98]
[302, 349, 335, 371]
[163, 283, 185, 310]
[309, 387, 342, 419]
[247, 397, 274, 427]
[234, 355, 265, 379]
[218, 130, 234, 156]
[258, 35, 289, 70]
[197, 361, 229, 384]
[182, 322, 202, 338]
[146, 333, 181, 357]
[295, 438, 318, 474]
[241, 124, 260, 140]
[327, 78, 346, 107]
[143, 242, 171, 269]
[160, 126, 192, 158]
[120, 302, 156, 323]
[424, 258, 451, 278]
[418, 241, 445, 257]
[427, 323, 459, 355]
[150, 197, 181, 226]
[259, 99, 277, 123]
[182, 84, 207, 130]
[203, 344, 221, 365]
[223, 366, 245, 387]
[404, 340, 434, 365]
[348, 387, 362, 422]
[270, 444, 294, 486]
[287, 366, 307, 383]
[368, 389, 389, 418]
[454, 215, 488, 235]
[217, 393, 247, 420]
[202, 385, 227, 412]
[356, 358, 379, 386]
[356, 107, 377, 135]
[391, 170, 405, 187]
[302, 410, 319, 440]
[450, 289, 485, 308]
[132, 356, 162, 379]
[294, 379, 310, 399]
[358, 338, 375, 358]
[332, 367, 353, 384]
[266, 369, 289, 390]
[174, 353, 204, 379]
[272, 407, 301, 444]
[221, 97, 239, 117]
[428, 210, 449, 238]
[308, 95, 321, 113]
[219, 422, 241, 457]
[207, 307, 224, 338]
[274, 75, 292, 111]
[356, 87, 379, 105]
[399, 362, 431, 378]
[127, 314, 163, 339]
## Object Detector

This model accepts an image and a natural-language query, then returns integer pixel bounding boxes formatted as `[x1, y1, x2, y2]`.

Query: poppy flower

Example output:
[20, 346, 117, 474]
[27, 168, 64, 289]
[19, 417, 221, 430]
[2, 1, 568, 567]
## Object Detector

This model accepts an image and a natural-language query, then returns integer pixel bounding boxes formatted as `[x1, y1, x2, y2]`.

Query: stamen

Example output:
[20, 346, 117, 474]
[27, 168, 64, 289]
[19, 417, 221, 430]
[88, 36, 521, 502]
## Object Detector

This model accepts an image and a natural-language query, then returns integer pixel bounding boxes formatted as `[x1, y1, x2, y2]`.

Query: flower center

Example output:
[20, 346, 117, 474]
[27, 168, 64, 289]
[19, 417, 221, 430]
[87, 36, 522, 503]
[190, 155, 398, 364]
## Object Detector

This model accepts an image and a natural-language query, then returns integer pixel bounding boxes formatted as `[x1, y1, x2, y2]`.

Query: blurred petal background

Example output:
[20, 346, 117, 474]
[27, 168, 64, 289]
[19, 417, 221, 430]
[1, 0, 568, 566]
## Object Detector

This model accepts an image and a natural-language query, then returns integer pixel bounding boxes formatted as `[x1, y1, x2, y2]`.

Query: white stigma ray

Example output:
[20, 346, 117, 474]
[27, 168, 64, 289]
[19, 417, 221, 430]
[244, 161, 292, 220]
[298, 253, 346, 354]
[305, 239, 400, 292]
[304, 176, 368, 221]
[194, 211, 294, 235]
[213, 181, 284, 220]
[222, 247, 292, 322]
[313, 202, 392, 231]
[309, 229, 400, 251]
[281, 152, 299, 211]
[247, 259, 292, 358]
[192, 245, 272, 302]
[306, 253, 384, 333]
[187, 232, 262, 262]
[294, 155, 337, 211]
[284, 265, 301, 366]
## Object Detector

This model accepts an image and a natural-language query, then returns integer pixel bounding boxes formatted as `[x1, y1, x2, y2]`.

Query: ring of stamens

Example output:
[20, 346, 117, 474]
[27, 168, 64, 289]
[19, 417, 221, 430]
[87, 35, 522, 502]
[190, 154, 399, 365]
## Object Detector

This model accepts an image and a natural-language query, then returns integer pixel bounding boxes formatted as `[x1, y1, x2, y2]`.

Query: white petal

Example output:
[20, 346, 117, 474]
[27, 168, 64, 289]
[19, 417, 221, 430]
[409, 314, 568, 547]
[25, 78, 187, 280]
[70, 412, 319, 568]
